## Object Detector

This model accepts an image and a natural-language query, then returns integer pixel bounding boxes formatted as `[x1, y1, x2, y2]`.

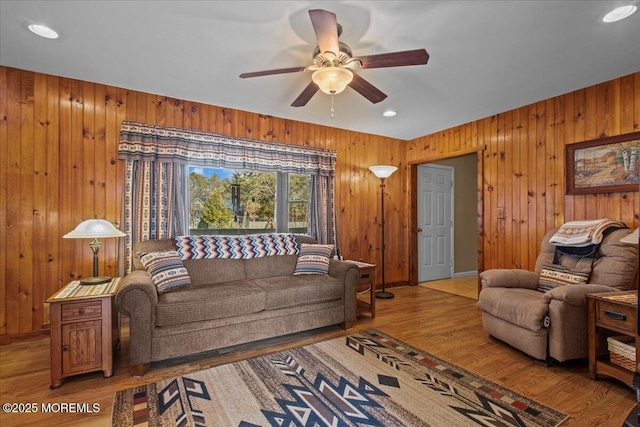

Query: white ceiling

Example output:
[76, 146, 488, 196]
[1, 1, 639, 140]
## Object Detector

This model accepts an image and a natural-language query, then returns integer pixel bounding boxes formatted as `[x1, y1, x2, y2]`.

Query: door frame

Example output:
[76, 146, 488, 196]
[409, 148, 484, 294]
[417, 163, 454, 282]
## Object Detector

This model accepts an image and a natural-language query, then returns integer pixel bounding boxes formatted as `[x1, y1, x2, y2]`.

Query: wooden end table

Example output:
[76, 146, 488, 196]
[346, 261, 376, 318]
[587, 290, 638, 387]
[46, 278, 121, 389]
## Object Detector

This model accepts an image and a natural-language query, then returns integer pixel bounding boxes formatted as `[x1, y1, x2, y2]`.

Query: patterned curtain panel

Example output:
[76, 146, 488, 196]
[309, 174, 338, 247]
[119, 159, 189, 274]
[118, 121, 338, 273]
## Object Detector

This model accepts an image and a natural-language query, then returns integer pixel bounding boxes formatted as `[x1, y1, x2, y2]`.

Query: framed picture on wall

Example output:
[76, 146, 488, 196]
[566, 131, 640, 195]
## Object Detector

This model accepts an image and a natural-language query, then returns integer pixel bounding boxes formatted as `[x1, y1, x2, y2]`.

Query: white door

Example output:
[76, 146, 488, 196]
[418, 165, 453, 282]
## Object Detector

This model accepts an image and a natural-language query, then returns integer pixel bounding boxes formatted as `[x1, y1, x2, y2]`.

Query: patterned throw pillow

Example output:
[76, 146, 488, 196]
[537, 264, 589, 293]
[293, 244, 334, 275]
[139, 250, 191, 293]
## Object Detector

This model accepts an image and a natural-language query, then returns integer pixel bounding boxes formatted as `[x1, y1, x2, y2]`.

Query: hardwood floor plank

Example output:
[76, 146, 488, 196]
[419, 275, 479, 299]
[0, 284, 635, 426]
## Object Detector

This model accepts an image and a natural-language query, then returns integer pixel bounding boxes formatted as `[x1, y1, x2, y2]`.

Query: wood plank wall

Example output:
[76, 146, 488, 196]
[407, 71, 640, 274]
[0, 66, 408, 338]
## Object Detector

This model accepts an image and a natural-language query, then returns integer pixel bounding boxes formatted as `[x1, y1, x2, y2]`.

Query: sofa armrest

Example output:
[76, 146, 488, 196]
[115, 270, 158, 367]
[328, 259, 360, 326]
[544, 283, 618, 306]
[116, 270, 158, 317]
[480, 269, 539, 290]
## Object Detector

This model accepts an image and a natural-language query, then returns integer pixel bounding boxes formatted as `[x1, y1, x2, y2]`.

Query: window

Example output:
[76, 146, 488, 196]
[287, 174, 310, 234]
[188, 166, 310, 235]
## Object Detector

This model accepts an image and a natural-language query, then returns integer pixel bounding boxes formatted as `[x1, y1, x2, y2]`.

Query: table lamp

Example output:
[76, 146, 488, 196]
[63, 219, 126, 285]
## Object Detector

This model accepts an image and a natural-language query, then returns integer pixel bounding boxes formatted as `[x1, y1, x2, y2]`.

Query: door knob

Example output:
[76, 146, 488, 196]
[417, 228, 423, 232]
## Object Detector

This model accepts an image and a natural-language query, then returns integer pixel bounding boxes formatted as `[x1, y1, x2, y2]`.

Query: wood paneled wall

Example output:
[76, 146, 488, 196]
[407, 71, 640, 274]
[3, 66, 638, 337]
[0, 66, 408, 338]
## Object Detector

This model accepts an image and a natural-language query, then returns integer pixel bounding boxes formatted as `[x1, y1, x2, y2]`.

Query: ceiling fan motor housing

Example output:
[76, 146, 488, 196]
[312, 41, 357, 68]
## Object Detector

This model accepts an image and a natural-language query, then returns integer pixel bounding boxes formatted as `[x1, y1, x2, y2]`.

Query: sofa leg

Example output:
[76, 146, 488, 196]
[341, 320, 354, 330]
[130, 363, 150, 377]
[534, 357, 556, 367]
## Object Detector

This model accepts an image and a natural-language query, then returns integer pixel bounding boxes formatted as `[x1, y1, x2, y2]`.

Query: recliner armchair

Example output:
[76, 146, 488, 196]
[477, 227, 638, 363]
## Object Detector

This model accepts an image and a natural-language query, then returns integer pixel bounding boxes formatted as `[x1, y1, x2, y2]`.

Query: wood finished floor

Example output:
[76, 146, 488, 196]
[0, 284, 636, 426]
[419, 274, 479, 300]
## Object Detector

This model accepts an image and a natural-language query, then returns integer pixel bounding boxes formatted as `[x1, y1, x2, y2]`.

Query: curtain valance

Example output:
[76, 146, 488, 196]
[118, 121, 336, 176]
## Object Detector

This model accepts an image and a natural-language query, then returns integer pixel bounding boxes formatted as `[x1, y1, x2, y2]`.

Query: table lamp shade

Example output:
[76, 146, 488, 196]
[64, 219, 125, 285]
[63, 219, 126, 239]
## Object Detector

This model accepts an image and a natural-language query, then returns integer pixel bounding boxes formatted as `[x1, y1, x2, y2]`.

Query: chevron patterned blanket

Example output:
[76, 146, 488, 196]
[173, 233, 299, 260]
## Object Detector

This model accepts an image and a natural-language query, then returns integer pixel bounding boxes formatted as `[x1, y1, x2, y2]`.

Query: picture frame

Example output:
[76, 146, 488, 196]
[565, 131, 640, 195]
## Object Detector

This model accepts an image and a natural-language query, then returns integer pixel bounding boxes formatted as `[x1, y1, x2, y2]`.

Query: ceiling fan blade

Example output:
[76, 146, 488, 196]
[291, 81, 319, 107]
[358, 48, 429, 69]
[349, 73, 387, 104]
[309, 9, 339, 56]
[239, 67, 306, 79]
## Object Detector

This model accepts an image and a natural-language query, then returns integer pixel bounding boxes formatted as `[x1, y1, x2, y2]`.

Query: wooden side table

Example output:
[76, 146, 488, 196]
[587, 290, 638, 387]
[46, 278, 121, 389]
[346, 261, 376, 319]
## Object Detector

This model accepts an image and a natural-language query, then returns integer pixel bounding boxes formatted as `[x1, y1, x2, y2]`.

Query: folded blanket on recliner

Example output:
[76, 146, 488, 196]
[549, 219, 627, 247]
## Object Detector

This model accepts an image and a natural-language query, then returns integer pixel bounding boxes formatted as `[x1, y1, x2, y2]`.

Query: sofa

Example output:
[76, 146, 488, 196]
[477, 227, 638, 363]
[116, 234, 360, 376]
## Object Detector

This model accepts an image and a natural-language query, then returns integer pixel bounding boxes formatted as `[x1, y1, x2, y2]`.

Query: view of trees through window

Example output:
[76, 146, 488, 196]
[189, 167, 310, 235]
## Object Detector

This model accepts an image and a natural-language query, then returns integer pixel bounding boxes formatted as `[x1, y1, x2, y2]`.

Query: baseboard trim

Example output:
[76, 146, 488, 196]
[453, 270, 478, 278]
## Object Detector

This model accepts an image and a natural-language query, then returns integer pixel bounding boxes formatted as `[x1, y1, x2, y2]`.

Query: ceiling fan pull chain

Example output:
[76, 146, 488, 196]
[330, 92, 335, 118]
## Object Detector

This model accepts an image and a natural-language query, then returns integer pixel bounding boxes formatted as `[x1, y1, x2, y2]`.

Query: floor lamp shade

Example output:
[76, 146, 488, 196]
[64, 219, 126, 285]
[369, 165, 398, 179]
[369, 165, 397, 299]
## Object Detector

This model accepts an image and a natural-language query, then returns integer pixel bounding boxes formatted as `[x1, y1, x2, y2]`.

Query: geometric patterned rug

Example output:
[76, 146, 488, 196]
[111, 329, 568, 426]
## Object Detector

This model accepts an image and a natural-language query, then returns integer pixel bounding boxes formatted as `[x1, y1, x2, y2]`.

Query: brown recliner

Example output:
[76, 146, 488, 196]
[477, 227, 638, 363]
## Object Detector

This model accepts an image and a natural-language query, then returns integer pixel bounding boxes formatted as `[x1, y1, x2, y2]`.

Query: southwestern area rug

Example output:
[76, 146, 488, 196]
[112, 329, 568, 426]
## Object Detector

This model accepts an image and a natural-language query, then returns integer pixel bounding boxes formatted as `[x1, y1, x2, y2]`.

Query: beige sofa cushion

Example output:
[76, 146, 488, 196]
[477, 288, 548, 332]
[252, 275, 343, 310]
[183, 258, 246, 286]
[156, 280, 265, 326]
[243, 255, 298, 280]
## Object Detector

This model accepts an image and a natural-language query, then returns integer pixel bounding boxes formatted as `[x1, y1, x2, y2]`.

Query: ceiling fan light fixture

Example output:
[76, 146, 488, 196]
[312, 67, 353, 95]
[602, 5, 637, 22]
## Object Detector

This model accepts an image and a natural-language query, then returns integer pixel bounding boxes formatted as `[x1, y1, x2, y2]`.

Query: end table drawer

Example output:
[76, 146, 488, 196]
[61, 301, 102, 322]
[358, 272, 372, 284]
[597, 301, 636, 332]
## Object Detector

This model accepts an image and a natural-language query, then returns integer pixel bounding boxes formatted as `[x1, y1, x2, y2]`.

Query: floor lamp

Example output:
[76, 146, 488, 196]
[369, 165, 398, 299]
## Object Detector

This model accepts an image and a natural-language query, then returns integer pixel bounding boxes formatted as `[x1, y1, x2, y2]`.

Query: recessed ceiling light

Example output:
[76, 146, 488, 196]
[27, 24, 59, 39]
[602, 5, 637, 23]
[383, 110, 397, 117]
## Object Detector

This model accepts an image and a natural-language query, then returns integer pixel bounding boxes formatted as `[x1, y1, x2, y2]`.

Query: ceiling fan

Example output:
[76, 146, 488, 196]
[239, 9, 429, 111]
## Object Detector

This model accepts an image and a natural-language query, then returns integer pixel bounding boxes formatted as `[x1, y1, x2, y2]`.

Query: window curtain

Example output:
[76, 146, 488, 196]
[309, 175, 337, 248]
[119, 159, 189, 274]
[118, 121, 338, 273]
